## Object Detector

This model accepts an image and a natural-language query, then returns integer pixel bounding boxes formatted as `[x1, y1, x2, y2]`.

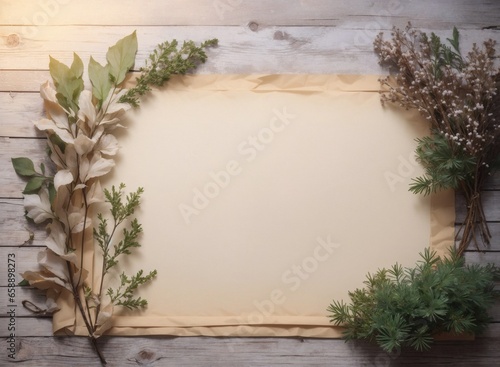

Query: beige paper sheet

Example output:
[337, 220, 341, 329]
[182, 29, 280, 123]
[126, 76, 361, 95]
[54, 74, 455, 337]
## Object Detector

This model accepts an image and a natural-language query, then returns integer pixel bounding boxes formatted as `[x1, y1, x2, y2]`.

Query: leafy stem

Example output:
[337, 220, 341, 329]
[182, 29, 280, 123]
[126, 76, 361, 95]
[93, 184, 156, 325]
[119, 38, 218, 107]
[11, 157, 55, 199]
[107, 269, 157, 310]
[14, 32, 215, 366]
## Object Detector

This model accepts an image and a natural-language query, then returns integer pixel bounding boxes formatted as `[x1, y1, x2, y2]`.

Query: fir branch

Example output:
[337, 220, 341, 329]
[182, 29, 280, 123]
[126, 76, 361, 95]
[106, 219, 142, 271]
[409, 133, 476, 195]
[93, 184, 156, 340]
[105, 183, 144, 225]
[328, 247, 500, 353]
[93, 184, 146, 277]
[107, 269, 157, 310]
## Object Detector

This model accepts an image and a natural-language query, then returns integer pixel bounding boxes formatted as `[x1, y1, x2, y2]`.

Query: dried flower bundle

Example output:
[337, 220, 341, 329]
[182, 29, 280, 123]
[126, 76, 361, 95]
[374, 24, 500, 255]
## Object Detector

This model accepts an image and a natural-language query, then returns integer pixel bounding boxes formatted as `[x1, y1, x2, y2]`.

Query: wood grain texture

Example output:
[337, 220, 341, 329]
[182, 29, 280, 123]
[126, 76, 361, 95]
[455, 191, 500, 222]
[0, 286, 49, 317]
[1, 25, 499, 76]
[1, 328, 500, 367]
[0, 247, 40, 286]
[1, 0, 500, 365]
[0, 93, 43, 138]
[0, 317, 53, 338]
[0, 199, 47, 246]
[1, 0, 500, 28]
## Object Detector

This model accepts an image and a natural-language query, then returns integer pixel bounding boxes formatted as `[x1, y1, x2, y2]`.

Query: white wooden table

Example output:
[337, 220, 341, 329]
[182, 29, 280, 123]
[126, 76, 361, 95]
[1, 1, 499, 365]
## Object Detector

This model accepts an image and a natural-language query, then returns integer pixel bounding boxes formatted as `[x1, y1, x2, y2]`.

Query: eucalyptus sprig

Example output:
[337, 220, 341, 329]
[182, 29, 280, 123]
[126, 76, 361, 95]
[12, 32, 217, 365]
[328, 248, 500, 353]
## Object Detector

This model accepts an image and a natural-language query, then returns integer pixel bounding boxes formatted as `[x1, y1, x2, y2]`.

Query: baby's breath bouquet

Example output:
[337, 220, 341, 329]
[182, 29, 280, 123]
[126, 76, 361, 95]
[12, 32, 217, 365]
[374, 25, 500, 255]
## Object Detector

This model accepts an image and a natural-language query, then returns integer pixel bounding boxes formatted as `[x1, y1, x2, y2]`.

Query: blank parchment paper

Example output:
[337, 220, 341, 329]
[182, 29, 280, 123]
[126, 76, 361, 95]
[54, 74, 455, 337]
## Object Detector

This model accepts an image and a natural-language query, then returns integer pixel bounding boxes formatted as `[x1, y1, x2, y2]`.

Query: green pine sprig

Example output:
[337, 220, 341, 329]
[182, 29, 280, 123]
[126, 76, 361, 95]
[409, 132, 476, 195]
[423, 27, 464, 79]
[328, 247, 500, 353]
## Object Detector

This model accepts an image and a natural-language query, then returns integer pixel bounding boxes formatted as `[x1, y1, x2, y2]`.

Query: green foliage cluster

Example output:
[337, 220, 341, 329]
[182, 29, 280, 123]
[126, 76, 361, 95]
[93, 184, 156, 310]
[94, 184, 142, 272]
[107, 270, 157, 310]
[11, 157, 55, 200]
[424, 27, 464, 79]
[49, 53, 84, 113]
[119, 38, 218, 107]
[409, 133, 476, 195]
[328, 248, 499, 353]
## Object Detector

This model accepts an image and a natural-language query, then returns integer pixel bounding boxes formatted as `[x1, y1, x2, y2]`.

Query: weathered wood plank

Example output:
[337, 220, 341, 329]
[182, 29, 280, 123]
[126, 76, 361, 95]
[0, 316, 52, 338]
[0, 71, 50, 93]
[484, 173, 500, 190]
[2, 327, 500, 367]
[1, 26, 499, 76]
[1, 0, 499, 28]
[0, 137, 50, 198]
[0, 287, 50, 317]
[455, 223, 500, 251]
[0, 199, 48, 247]
[0, 93, 43, 138]
[465, 251, 500, 266]
[0, 247, 40, 286]
[488, 300, 500, 322]
[456, 191, 500, 223]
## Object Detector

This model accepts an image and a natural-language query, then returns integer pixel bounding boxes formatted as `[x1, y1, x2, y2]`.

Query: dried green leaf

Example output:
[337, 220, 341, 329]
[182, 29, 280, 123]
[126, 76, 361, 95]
[49, 54, 84, 111]
[18, 279, 30, 287]
[49, 56, 71, 87]
[47, 182, 56, 205]
[23, 176, 46, 195]
[12, 157, 37, 177]
[106, 31, 138, 85]
[70, 52, 84, 79]
[88, 56, 112, 103]
[49, 133, 66, 154]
